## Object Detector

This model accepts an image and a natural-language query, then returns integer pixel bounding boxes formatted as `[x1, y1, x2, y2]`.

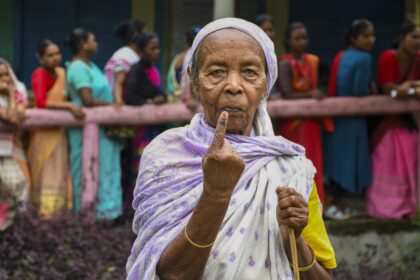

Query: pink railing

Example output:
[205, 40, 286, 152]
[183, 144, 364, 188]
[2, 96, 420, 210]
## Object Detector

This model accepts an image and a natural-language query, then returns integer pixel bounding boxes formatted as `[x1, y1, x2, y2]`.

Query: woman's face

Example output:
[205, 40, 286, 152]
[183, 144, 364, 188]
[40, 44, 62, 69]
[401, 27, 420, 55]
[352, 25, 375, 51]
[260, 21, 275, 41]
[142, 37, 160, 62]
[0, 64, 12, 87]
[84, 33, 98, 54]
[289, 27, 308, 53]
[192, 29, 267, 136]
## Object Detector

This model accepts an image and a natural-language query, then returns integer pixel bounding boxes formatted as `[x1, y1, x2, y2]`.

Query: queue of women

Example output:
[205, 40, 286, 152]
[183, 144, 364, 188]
[0, 14, 419, 277]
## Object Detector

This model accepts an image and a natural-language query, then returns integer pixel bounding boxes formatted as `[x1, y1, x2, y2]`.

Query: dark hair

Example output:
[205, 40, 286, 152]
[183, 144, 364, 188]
[64, 28, 92, 54]
[284, 22, 307, 51]
[185, 25, 201, 46]
[36, 39, 55, 57]
[393, 20, 418, 49]
[115, 19, 146, 45]
[343, 19, 373, 47]
[132, 32, 158, 52]
[254, 14, 274, 27]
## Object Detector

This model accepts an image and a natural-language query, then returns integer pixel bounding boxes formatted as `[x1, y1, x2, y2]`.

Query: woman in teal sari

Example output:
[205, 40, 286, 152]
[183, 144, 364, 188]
[65, 28, 122, 220]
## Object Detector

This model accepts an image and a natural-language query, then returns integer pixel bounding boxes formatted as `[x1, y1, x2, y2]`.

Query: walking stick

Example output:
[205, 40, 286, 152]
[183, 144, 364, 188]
[289, 227, 300, 280]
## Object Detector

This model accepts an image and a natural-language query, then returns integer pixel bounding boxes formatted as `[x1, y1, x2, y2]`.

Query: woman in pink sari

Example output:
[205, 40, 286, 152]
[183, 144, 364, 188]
[366, 21, 420, 219]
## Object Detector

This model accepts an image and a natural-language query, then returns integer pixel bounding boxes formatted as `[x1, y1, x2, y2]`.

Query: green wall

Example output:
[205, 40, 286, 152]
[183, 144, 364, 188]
[0, 0, 15, 64]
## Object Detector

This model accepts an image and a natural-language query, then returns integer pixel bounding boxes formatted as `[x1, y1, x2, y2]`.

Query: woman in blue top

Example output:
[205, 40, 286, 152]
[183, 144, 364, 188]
[323, 19, 376, 219]
[65, 28, 122, 220]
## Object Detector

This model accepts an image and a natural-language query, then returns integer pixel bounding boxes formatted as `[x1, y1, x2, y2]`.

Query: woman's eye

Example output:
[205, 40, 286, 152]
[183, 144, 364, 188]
[243, 69, 257, 77]
[210, 69, 225, 77]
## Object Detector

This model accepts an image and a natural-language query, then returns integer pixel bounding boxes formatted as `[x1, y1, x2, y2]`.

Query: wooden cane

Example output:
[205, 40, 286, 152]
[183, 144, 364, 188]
[289, 227, 300, 280]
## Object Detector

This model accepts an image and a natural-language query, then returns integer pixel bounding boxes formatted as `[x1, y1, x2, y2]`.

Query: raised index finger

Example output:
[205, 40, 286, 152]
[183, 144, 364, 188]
[211, 111, 229, 149]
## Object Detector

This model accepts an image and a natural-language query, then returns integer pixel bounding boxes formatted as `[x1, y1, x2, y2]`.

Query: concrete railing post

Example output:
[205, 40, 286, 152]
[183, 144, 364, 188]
[81, 122, 100, 211]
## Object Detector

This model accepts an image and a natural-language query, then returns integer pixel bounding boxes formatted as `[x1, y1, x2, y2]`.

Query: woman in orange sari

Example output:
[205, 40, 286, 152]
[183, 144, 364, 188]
[29, 40, 85, 218]
[277, 22, 326, 203]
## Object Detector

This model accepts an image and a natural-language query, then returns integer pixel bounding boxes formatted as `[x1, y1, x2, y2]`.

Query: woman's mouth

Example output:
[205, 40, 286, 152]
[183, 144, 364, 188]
[221, 107, 244, 114]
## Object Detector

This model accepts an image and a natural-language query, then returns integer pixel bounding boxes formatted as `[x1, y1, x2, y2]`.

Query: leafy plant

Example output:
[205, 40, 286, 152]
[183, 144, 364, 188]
[0, 210, 135, 280]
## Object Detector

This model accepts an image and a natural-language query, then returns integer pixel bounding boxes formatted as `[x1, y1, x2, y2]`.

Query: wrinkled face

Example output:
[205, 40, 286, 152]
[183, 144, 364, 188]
[192, 29, 267, 136]
[289, 27, 308, 53]
[0, 64, 12, 87]
[39, 44, 62, 69]
[352, 25, 375, 51]
[401, 27, 420, 55]
[142, 37, 161, 62]
[84, 33, 98, 54]
[260, 21, 275, 41]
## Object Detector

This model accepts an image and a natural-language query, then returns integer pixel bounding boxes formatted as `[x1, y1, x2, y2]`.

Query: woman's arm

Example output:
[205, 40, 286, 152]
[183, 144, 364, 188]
[157, 112, 245, 280]
[78, 88, 110, 107]
[113, 71, 126, 107]
[45, 101, 85, 119]
[157, 188, 232, 280]
[278, 61, 320, 99]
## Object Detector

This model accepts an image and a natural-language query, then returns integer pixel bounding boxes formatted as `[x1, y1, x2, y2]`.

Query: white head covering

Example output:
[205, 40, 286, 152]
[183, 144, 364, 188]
[182, 17, 278, 136]
[0, 58, 28, 107]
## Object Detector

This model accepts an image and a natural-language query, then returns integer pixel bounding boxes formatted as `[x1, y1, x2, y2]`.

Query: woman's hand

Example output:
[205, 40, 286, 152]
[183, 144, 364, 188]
[113, 99, 124, 110]
[276, 187, 309, 242]
[69, 105, 86, 119]
[397, 81, 413, 96]
[16, 105, 26, 124]
[412, 80, 420, 97]
[3, 107, 20, 125]
[153, 95, 166, 105]
[202, 111, 245, 197]
[0, 81, 10, 95]
[309, 89, 324, 100]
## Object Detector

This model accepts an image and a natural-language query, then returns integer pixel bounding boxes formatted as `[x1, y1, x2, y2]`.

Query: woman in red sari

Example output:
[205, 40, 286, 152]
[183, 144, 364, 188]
[277, 22, 325, 203]
[366, 21, 420, 219]
[29, 40, 84, 218]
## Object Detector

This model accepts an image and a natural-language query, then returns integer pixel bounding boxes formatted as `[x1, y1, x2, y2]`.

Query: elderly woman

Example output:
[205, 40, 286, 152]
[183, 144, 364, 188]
[127, 18, 336, 280]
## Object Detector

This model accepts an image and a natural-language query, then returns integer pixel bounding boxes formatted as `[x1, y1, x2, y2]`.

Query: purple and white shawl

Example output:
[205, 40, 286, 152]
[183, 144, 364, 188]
[126, 18, 316, 280]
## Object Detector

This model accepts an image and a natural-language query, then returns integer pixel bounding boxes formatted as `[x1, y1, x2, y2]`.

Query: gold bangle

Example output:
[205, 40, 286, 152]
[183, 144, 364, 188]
[184, 225, 214, 249]
[289, 244, 317, 272]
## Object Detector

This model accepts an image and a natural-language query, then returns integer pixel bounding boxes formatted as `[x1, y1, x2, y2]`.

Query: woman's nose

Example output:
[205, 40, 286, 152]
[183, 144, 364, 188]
[224, 71, 243, 95]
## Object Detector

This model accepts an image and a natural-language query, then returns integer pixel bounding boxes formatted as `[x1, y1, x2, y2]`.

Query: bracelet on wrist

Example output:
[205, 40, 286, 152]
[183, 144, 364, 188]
[289, 244, 317, 272]
[184, 224, 215, 249]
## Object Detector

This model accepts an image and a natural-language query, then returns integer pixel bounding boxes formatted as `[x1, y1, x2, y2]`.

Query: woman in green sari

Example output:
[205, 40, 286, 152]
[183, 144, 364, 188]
[65, 28, 123, 220]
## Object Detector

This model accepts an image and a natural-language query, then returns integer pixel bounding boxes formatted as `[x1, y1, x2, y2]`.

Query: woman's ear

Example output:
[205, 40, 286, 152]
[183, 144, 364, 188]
[82, 42, 89, 51]
[191, 82, 200, 101]
[260, 82, 267, 101]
